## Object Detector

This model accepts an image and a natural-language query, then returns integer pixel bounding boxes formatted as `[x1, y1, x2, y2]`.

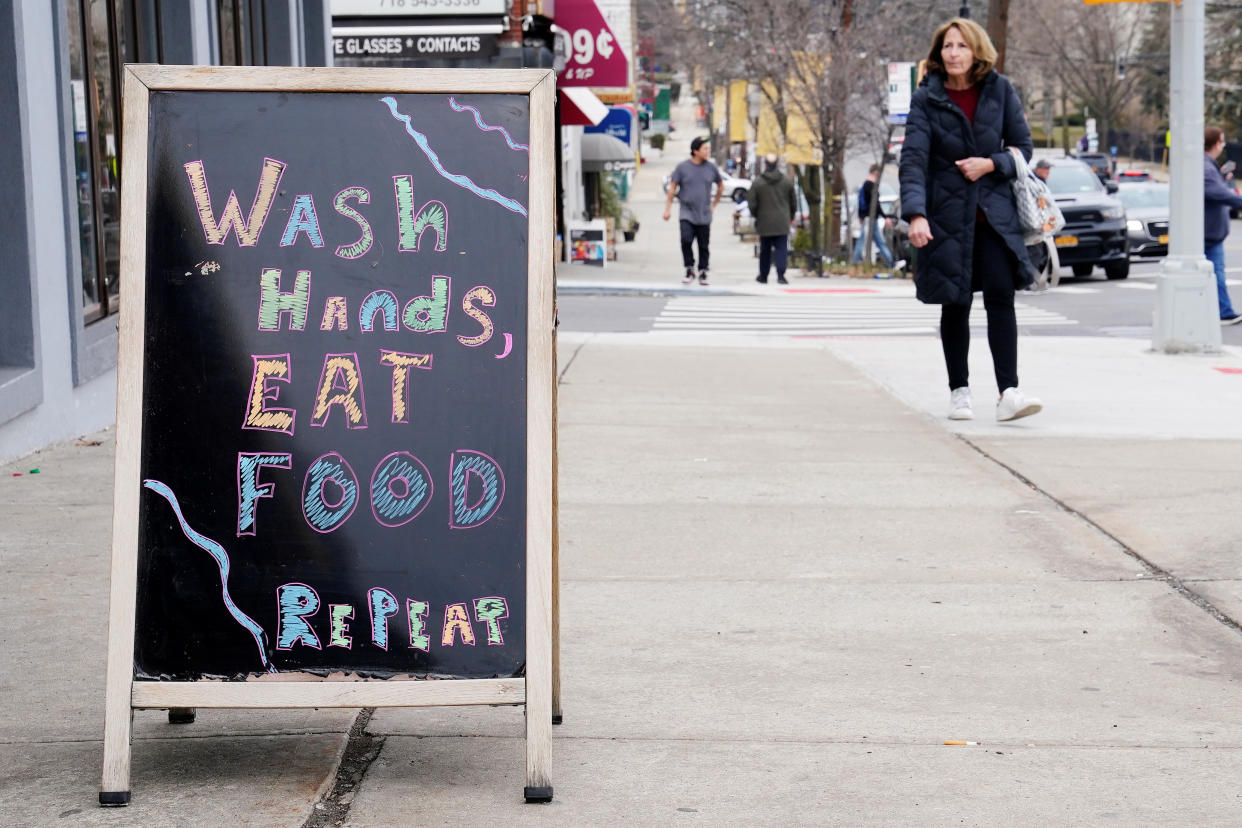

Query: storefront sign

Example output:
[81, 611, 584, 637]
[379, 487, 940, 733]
[333, 33, 497, 60]
[554, 0, 628, 88]
[584, 106, 633, 147]
[331, 0, 507, 15]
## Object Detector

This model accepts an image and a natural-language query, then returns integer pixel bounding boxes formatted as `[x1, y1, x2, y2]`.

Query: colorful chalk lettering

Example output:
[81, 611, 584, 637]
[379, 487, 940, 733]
[407, 600, 430, 651]
[183, 157, 285, 246]
[236, 452, 292, 536]
[449, 450, 505, 529]
[378, 350, 432, 424]
[402, 276, 451, 333]
[302, 452, 360, 533]
[257, 269, 311, 331]
[321, 297, 349, 331]
[369, 588, 399, 650]
[329, 604, 354, 648]
[333, 186, 374, 259]
[280, 194, 325, 247]
[310, 354, 368, 429]
[276, 583, 322, 650]
[243, 354, 295, 433]
[369, 451, 433, 528]
[359, 290, 400, 332]
[441, 602, 477, 646]
[458, 286, 496, 347]
[473, 596, 509, 646]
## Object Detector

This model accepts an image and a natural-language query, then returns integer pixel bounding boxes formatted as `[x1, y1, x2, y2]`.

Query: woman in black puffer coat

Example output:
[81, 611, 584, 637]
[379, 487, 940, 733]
[899, 17, 1042, 423]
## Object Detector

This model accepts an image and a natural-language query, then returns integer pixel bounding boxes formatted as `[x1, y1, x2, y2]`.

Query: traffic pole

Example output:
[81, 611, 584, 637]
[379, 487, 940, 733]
[1152, 0, 1220, 353]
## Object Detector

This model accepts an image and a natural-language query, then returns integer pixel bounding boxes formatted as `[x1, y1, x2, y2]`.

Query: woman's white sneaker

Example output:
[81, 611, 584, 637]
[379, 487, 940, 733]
[947, 387, 973, 420]
[996, 387, 1042, 421]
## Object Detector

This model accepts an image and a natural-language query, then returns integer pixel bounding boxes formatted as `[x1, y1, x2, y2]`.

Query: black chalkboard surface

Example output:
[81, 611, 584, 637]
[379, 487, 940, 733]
[103, 66, 555, 805]
[133, 87, 540, 680]
[133, 87, 531, 681]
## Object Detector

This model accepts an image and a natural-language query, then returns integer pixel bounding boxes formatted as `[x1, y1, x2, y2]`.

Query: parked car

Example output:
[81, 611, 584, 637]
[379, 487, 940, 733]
[1115, 169, 1153, 183]
[1114, 182, 1169, 258]
[1075, 152, 1113, 183]
[1043, 157, 1130, 279]
[662, 171, 751, 203]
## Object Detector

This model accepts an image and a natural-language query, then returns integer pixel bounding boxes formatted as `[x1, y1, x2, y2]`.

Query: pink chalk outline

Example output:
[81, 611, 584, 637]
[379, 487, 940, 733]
[360, 289, 400, 332]
[473, 596, 509, 646]
[441, 602, 477, 647]
[449, 449, 507, 530]
[368, 587, 399, 651]
[457, 284, 496, 348]
[235, 451, 292, 537]
[242, 353, 295, 435]
[328, 603, 355, 649]
[255, 267, 311, 332]
[301, 451, 360, 534]
[379, 350, 432, 425]
[183, 156, 286, 247]
[406, 599, 431, 651]
[333, 186, 373, 260]
[275, 582, 323, 651]
[309, 352, 369, 430]
[402, 276, 452, 334]
[369, 450, 433, 528]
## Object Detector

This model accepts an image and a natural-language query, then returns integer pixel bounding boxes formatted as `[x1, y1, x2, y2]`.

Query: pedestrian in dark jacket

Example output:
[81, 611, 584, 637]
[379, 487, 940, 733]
[747, 154, 798, 284]
[1204, 127, 1242, 324]
[899, 17, 1042, 422]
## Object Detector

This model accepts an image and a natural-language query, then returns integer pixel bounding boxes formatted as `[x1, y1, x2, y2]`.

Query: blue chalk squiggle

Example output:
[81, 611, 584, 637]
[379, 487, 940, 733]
[379, 96, 528, 217]
[448, 97, 530, 153]
[143, 479, 276, 672]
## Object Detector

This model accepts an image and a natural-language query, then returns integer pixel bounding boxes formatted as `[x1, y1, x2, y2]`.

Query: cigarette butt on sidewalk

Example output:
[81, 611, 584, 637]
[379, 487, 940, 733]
[943, 740, 980, 746]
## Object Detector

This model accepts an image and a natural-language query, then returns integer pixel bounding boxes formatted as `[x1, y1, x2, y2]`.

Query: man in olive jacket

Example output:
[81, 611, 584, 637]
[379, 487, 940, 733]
[747, 154, 798, 284]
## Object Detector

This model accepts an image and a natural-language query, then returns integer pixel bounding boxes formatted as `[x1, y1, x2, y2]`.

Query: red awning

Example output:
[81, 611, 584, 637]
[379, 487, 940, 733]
[560, 87, 607, 127]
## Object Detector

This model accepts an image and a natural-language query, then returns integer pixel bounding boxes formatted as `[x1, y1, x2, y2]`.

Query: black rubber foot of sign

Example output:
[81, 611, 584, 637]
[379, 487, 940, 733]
[552, 713, 563, 725]
[168, 707, 197, 724]
[524, 786, 554, 803]
[99, 791, 131, 807]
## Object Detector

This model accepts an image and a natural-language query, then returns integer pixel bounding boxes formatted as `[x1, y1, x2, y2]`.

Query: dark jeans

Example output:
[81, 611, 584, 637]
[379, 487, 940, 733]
[757, 235, 788, 280]
[940, 220, 1019, 393]
[680, 220, 711, 271]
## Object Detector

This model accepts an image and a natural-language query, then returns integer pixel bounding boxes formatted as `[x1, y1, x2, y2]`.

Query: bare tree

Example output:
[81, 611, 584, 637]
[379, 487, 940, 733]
[1021, 1, 1155, 146]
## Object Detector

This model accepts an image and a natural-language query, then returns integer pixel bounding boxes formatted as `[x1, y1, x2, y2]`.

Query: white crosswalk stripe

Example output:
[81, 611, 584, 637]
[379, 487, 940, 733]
[652, 295, 1077, 335]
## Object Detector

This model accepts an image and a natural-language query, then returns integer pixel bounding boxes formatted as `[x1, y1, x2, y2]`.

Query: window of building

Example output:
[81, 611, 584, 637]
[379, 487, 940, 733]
[66, 0, 123, 326]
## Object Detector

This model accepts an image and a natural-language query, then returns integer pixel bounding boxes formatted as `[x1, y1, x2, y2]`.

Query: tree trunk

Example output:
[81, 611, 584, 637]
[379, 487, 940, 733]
[986, 0, 1010, 74]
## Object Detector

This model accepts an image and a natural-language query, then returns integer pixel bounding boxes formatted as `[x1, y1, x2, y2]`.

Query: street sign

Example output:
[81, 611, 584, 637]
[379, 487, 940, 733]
[887, 62, 915, 125]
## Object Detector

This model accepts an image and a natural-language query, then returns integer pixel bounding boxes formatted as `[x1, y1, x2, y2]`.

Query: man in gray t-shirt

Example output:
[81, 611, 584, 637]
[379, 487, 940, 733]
[663, 136, 723, 285]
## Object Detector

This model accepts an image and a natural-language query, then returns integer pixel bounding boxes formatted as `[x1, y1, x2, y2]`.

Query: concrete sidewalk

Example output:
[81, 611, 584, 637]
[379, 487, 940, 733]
[5, 329, 1242, 824]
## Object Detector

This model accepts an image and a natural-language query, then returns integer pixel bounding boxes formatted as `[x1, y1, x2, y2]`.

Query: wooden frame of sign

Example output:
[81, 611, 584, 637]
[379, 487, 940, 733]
[101, 65, 557, 805]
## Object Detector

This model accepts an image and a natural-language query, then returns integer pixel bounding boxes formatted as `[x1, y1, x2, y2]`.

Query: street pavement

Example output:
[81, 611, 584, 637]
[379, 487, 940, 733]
[4, 101, 1242, 824]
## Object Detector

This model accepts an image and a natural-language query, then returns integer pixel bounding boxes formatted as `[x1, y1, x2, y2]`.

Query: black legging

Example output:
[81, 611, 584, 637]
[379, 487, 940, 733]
[680, 220, 711, 271]
[939, 220, 1019, 392]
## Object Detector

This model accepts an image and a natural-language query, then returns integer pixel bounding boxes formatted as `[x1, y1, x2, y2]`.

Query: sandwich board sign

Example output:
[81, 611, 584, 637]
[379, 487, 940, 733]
[101, 65, 556, 805]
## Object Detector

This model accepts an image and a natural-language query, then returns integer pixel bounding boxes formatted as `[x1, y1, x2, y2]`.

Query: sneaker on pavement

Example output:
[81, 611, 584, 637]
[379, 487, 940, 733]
[756, 275, 768, 284]
[683, 267, 695, 285]
[777, 275, 789, 285]
[894, 258, 907, 271]
[698, 270, 710, 286]
[947, 386, 973, 420]
[1221, 314, 1242, 326]
[996, 387, 1042, 422]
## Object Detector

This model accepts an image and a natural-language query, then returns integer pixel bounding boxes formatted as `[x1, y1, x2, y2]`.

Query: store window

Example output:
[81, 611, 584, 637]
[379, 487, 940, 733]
[66, 0, 124, 325]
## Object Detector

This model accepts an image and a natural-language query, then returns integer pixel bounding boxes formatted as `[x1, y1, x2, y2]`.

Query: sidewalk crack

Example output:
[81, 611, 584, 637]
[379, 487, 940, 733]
[958, 435, 1242, 638]
[302, 708, 384, 828]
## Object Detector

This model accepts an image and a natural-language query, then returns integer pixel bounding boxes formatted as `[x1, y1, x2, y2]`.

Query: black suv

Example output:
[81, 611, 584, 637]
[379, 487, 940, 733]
[1043, 158, 1129, 280]
[1075, 152, 1112, 182]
